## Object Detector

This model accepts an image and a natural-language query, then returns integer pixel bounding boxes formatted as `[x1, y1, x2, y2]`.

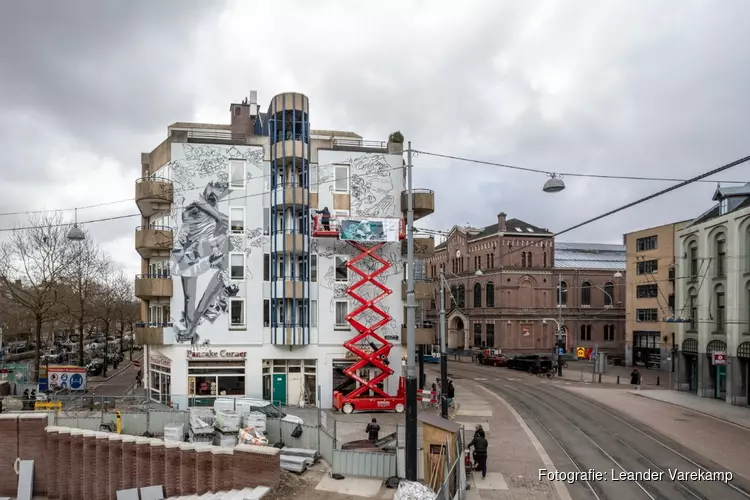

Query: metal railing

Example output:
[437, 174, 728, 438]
[135, 176, 172, 184]
[187, 130, 247, 143]
[332, 139, 387, 150]
[134, 322, 173, 328]
[136, 225, 172, 232]
[135, 273, 171, 280]
[408, 188, 435, 195]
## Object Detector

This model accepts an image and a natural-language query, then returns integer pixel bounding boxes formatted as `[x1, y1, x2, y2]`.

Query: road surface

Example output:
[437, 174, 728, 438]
[438, 361, 750, 500]
[87, 354, 142, 396]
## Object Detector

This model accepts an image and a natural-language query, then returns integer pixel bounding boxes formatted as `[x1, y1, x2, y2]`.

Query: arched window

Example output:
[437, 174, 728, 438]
[604, 282, 615, 306]
[715, 284, 725, 332]
[579, 324, 591, 341]
[581, 281, 591, 306]
[543, 252, 547, 268]
[715, 233, 726, 277]
[528, 252, 533, 267]
[521, 252, 526, 267]
[450, 285, 458, 308]
[486, 281, 495, 307]
[473, 283, 482, 308]
[688, 287, 698, 330]
[557, 281, 568, 306]
[457, 284, 465, 308]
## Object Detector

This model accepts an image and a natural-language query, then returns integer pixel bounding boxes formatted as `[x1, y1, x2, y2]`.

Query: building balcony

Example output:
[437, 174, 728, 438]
[133, 322, 170, 346]
[273, 139, 308, 160]
[135, 177, 173, 217]
[401, 324, 436, 345]
[273, 279, 306, 298]
[401, 279, 434, 301]
[134, 274, 173, 300]
[271, 232, 308, 253]
[271, 184, 310, 207]
[135, 225, 173, 259]
[331, 138, 387, 153]
[401, 189, 435, 221]
[401, 237, 435, 258]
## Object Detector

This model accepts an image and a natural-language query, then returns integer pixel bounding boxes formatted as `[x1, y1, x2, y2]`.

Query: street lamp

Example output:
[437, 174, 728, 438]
[543, 174, 565, 193]
[613, 271, 623, 278]
[67, 208, 85, 241]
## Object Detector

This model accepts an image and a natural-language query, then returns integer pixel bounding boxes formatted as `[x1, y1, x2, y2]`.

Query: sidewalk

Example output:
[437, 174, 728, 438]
[449, 377, 566, 500]
[631, 389, 750, 429]
[558, 361, 667, 387]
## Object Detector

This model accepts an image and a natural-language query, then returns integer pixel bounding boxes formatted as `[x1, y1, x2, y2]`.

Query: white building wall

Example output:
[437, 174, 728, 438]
[143, 143, 407, 409]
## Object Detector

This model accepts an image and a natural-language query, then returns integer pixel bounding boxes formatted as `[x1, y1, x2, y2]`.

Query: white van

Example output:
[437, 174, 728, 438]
[213, 398, 304, 425]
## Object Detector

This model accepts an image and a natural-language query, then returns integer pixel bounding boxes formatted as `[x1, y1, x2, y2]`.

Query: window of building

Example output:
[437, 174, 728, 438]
[636, 260, 658, 275]
[486, 323, 494, 348]
[230, 253, 245, 280]
[450, 285, 458, 308]
[310, 300, 318, 327]
[230, 298, 245, 328]
[543, 252, 547, 267]
[719, 197, 728, 215]
[603, 282, 615, 306]
[604, 324, 615, 341]
[580, 324, 591, 341]
[263, 254, 270, 281]
[528, 252, 533, 267]
[263, 299, 270, 327]
[716, 237, 726, 277]
[229, 160, 246, 189]
[636, 235, 658, 252]
[636, 308, 658, 322]
[473, 283, 482, 307]
[310, 254, 318, 282]
[689, 245, 698, 279]
[716, 286, 725, 332]
[148, 361, 172, 405]
[486, 282, 495, 307]
[636, 284, 658, 298]
[188, 360, 245, 403]
[581, 281, 591, 306]
[668, 294, 675, 314]
[557, 281, 568, 306]
[334, 300, 349, 329]
[335, 256, 349, 282]
[230, 207, 245, 234]
[521, 253, 526, 267]
[473, 323, 482, 348]
[334, 164, 349, 192]
[689, 291, 697, 330]
[457, 284, 465, 308]
[262, 207, 270, 235]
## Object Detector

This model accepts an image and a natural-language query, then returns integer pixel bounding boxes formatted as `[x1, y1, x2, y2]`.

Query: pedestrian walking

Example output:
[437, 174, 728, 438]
[366, 418, 380, 442]
[447, 379, 455, 408]
[630, 368, 641, 390]
[135, 369, 142, 389]
[468, 426, 488, 479]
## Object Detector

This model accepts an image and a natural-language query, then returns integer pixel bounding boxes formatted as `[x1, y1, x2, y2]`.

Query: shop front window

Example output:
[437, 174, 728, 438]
[188, 360, 246, 406]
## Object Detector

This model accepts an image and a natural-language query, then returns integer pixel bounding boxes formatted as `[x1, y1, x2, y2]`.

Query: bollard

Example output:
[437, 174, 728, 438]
[617, 375, 620, 384]
[598, 374, 601, 383]
[657, 376, 660, 386]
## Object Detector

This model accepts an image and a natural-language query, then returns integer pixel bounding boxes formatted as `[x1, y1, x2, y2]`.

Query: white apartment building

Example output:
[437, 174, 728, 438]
[674, 184, 750, 406]
[133, 92, 435, 409]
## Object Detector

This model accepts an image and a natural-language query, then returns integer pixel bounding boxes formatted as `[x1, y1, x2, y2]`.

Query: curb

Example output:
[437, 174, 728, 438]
[631, 392, 750, 431]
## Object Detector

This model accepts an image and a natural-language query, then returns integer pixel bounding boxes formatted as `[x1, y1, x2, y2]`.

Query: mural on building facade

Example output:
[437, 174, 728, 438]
[168, 144, 265, 344]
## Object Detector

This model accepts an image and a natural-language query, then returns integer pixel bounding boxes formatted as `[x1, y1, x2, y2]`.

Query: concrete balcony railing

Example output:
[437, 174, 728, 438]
[401, 189, 435, 220]
[401, 324, 436, 345]
[134, 274, 173, 300]
[271, 184, 310, 207]
[401, 237, 435, 258]
[133, 322, 170, 346]
[401, 279, 434, 301]
[135, 225, 173, 259]
[135, 177, 173, 217]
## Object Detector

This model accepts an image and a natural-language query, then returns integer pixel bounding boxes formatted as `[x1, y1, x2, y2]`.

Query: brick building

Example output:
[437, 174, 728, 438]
[425, 212, 626, 357]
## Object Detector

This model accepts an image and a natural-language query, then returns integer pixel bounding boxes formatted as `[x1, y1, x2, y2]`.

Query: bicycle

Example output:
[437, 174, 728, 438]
[536, 370, 555, 379]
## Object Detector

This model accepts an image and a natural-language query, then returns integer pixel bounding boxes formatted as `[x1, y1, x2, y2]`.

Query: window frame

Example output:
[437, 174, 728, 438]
[263, 253, 270, 282]
[230, 207, 246, 235]
[333, 164, 349, 193]
[636, 308, 658, 322]
[310, 299, 318, 328]
[334, 299, 349, 329]
[636, 235, 658, 252]
[263, 207, 270, 236]
[311, 254, 318, 282]
[229, 252, 246, 280]
[334, 255, 349, 283]
[229, 298, 246, 329]
[263, 299, 270, 327]
[229, 160, 247, 189]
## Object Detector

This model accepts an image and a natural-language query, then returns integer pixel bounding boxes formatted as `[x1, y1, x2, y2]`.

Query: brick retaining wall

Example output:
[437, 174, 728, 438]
[0, 414, 281, 497]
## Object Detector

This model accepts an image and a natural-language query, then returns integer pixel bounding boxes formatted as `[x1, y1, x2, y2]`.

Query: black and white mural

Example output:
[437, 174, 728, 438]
[166, 144, 265, 344]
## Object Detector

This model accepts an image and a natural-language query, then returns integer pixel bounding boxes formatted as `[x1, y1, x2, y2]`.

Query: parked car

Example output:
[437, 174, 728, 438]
[506, 355, 553, 373]
[341, 432, 398, 453]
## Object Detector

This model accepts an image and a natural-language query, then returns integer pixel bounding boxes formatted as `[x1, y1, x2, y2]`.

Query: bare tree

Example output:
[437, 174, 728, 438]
[113, 275, 138, 358]
[0, 213, 75, 380]
[92, 259, 125, 376]
[62, 233, 106, 366]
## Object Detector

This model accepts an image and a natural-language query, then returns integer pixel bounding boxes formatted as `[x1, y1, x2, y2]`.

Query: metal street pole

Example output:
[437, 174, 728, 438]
[557, 273, 564, 377]
[405, 142, 418, 481]
[439, 270, 449, 418]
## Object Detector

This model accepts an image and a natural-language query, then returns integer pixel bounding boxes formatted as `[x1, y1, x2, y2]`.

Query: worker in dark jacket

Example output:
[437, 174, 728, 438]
[366, 418, 380, 442]
[315, 207, 331, 231]
[468, 428, 489, 479]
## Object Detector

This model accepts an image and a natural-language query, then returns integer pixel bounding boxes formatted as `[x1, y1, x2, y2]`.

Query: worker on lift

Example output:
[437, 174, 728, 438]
[314, 207, 331, 231]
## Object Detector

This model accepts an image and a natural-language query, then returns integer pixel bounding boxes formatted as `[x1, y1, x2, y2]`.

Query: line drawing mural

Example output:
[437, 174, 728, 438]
[171, 181, 239, 344]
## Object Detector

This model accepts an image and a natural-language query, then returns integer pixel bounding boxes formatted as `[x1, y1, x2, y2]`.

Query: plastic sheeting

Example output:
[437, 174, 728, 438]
[394, 481, 437, 500]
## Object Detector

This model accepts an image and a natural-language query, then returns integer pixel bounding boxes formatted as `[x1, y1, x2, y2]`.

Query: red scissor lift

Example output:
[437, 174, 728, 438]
[313, 215, 407, 414]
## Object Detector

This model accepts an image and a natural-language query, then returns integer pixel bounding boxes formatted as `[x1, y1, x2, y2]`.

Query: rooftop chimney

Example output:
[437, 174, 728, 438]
[497, 212, 507, 232]
[230, 91, 259, 139]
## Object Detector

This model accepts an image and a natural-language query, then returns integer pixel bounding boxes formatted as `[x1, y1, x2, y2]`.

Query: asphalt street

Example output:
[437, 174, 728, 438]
[439, 361, 750, 500]
[87, 354, 142, 395]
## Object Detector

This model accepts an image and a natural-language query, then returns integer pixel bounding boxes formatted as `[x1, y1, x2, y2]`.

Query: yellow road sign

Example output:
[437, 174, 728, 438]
[576, 347, 585, 358]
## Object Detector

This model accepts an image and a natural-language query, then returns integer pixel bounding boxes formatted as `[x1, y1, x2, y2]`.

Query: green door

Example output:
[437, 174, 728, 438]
[272, 374, 287, 406]
[715, 365, 727, 399]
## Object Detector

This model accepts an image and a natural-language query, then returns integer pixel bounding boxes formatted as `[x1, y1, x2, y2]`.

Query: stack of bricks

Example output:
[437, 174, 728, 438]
[121, 435, 137, 491]
[0, 414, 19, 497]
[81, 431, 97, 499]
[94, 431, 110, 500]
[58, 427, 72, 499]
[195, 445, 213, 494]
[233, 444, 282, 489]
[135, 436, 152, 488]
[108, 433, 124, 498]
[163, 440, 181, 497]
[69, 428, 85, 500]
[211, 448, 235, 493]
[149, 439, 165, 490]
[178, 442, 196, 495]
[46, 427, 60, 499]
[18, 413, 48, 496]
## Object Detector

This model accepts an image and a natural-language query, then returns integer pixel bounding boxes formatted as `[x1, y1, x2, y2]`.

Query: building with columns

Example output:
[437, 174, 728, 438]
[674, 184, 750, 406]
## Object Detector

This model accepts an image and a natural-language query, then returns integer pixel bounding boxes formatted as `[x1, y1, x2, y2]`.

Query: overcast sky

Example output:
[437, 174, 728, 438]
[2, 0, 750, 277]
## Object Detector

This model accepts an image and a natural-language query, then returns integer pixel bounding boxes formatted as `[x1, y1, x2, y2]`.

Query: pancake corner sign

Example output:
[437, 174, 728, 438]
[186, 347, 246, 359]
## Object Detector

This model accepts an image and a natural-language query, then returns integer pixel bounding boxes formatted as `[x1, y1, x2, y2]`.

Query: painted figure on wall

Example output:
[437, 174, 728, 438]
[171, 181, 239, 344]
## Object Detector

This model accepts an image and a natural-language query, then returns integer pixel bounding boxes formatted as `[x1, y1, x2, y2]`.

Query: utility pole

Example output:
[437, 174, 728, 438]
[557, 273, 564, 377]
[404, 141, 418, 481]
[439, 270, 449, 418]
